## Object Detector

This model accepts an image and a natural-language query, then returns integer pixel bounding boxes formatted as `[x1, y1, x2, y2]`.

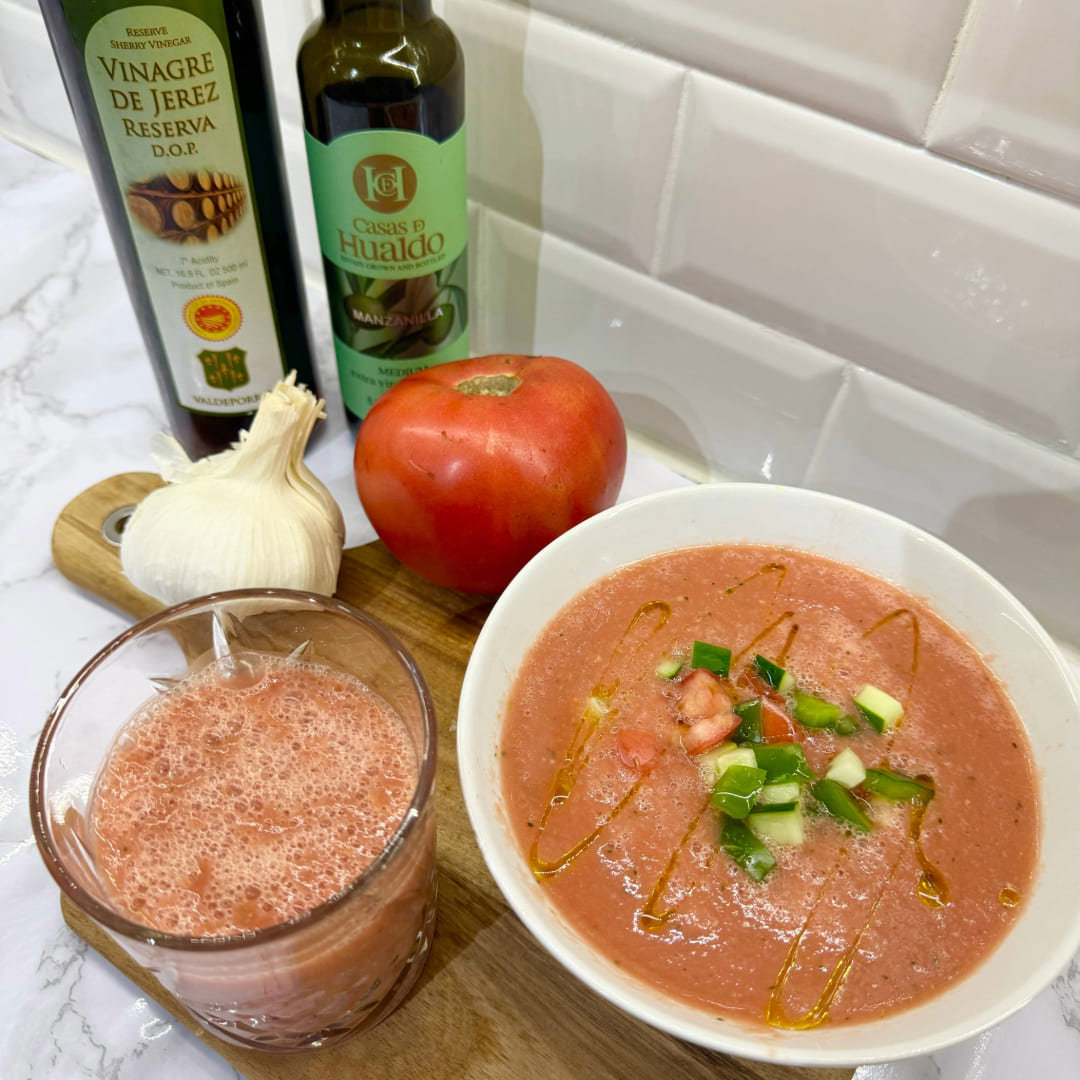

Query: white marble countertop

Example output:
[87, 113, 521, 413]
[1, 135, 1077, 1079]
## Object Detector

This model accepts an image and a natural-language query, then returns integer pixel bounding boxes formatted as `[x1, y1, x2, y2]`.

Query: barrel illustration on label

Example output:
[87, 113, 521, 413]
[305, 126, 469, 420]
[127, 171, 247, 244]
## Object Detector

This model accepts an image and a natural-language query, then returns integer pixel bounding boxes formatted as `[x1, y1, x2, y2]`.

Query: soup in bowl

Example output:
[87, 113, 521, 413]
[457, 484, 1080, 1066]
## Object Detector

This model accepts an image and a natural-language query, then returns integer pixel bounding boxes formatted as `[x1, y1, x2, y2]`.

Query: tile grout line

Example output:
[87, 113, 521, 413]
[800, 363, 856, 486]
[921, 0, 984, 147]
[648, 67, 692, 280]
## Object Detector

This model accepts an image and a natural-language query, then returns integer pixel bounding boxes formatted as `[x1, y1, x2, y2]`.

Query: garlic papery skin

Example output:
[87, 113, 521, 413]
[121, 374, 346, 605]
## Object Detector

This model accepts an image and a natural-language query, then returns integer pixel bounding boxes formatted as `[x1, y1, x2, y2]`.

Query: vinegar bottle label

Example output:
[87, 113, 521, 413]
[304, 126, 469, 418]
[80, 5, 289, 414]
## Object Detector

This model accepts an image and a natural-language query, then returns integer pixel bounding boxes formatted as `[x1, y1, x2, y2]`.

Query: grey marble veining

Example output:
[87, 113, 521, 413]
[0, 134, 1077, 1080]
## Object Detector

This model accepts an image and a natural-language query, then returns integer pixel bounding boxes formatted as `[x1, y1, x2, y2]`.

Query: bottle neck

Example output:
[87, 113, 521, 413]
[323, 0, 433, 25]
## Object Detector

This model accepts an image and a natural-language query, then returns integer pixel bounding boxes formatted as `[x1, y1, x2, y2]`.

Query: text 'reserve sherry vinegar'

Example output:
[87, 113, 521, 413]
[39, 0, 319, 456]
[298, 0, 467, 422]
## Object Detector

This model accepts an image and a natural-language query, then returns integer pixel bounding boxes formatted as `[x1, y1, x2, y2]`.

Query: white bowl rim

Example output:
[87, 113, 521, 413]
[457, 482, 1080, 1067]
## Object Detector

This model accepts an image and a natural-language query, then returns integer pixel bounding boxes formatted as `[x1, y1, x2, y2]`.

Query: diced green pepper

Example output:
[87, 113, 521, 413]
[719, 817, 776, 881]
[691, 640, 732, 677]
[812, 778, 873, 832]
[863, 768, 934, 803]
[792, 691, 842, 730]
[831, 713, 861, 736]
[711, 765, 767, 819]
[732, 698, 762, 743]
[753, 742, 813, 785]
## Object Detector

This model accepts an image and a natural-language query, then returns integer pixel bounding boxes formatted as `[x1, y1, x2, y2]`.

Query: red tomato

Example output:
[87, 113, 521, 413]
[680, 712, 739, 755]
[353, 354, 627, 593]
[615, 729, 656, 769]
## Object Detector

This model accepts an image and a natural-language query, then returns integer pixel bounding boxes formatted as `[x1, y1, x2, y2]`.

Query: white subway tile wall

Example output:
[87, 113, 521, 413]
[1, 0, 1079, 642]
[803, 368, 1080, 646]
[502, 0, 971, 142]
[928, 0, 1080, 205]
[657, 71, 1080, 451]
[447, 0, 685, 270]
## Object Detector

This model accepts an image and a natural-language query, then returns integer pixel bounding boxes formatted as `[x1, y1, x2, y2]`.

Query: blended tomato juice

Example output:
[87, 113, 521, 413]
[86, 652, 434, 1045]
[500, 544, 1039, 1029]
[90, 655, 416, 936]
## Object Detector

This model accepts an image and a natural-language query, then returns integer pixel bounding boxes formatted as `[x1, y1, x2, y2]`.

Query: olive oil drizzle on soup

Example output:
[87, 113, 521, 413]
[500, 545, 1039, 1029]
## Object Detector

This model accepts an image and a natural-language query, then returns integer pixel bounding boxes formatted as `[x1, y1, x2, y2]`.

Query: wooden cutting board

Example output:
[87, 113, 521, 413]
[51, 473, 853, 1080]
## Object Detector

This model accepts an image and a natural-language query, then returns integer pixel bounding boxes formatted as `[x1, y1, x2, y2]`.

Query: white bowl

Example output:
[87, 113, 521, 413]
[457, 483, 1080, 1066]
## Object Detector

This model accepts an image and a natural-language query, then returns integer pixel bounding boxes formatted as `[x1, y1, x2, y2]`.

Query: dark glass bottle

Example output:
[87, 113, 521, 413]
[298, 0, 467, 423]
[39, 0, 318, 457]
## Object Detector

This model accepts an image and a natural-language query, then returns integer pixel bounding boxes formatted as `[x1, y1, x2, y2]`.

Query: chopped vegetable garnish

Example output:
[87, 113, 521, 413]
[712, 765, 767, 819]
[677, 668, 727, 719]
[753, 742, 813, 785]
[691, 640, 732, 677]
[832, 713, 861, 736]
[792, 691, 842, 729]
[682, 711, 739, 755]
[614, 728, 656, 769]
[732, 698, 762, 743]
[655, 657, 683, 680]
[824, 747, 867, 789]
[753, 655, 794, 693]
[756, 781, 800, 805]
[853, 684, 904, 733]
[748, 802, 805, 846]
[719, 817, 776, 881]
[863, 768, 934, 803]
[699, 743, 757, 781]
[812, 779, 873, 832]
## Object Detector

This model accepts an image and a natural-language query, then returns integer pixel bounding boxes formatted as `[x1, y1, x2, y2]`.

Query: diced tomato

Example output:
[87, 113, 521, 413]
[615, 728, 656, 769]
[680, 711, 739, 755]
[677, 668, 728, 720]
[761, 698, 797, 742]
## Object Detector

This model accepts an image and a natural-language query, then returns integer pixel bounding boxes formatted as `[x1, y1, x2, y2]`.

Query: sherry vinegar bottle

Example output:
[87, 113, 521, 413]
[298, 0, 467, 422]
[39, 0, 319, 457]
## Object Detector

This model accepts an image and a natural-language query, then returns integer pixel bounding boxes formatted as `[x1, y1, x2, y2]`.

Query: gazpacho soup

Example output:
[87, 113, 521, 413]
[500, 544, 1039, 1029]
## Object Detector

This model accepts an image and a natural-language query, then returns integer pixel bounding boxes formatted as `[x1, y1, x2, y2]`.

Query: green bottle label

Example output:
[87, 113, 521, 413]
[74, 3, 287, 414]
[304, 126, 469, 418]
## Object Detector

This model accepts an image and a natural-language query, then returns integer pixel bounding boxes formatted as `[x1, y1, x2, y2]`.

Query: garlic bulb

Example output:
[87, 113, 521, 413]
[121, 374, 346, 605]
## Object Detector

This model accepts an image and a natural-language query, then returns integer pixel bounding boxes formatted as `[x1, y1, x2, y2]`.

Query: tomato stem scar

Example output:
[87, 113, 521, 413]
[455, 373, 522, 396]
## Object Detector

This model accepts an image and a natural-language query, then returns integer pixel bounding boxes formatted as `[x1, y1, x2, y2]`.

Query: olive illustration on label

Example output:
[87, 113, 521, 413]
[126, 170, 247, 244]
[422, 304, 455, 346]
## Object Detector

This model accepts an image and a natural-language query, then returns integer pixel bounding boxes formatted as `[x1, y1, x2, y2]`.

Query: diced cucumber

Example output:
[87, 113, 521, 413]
[756, 781, 801, 805]
[712, 765, 767, 819]
[853, 684, 904, 733]
[719, 817, 776, 881]
[792, 691, 842, 730]
[812, 779, 873, 832]
[732, 698, 762, 743]
[691, 640, 732, 677]
[754, 655, 795, 693]
[863, 767, 934, 803]
[655, 656, 683, 680]
[697, 742, 757, 782]
[748, 803, 805, 846]
[824, 747, 866, 789]
[753, 742, 813, 785]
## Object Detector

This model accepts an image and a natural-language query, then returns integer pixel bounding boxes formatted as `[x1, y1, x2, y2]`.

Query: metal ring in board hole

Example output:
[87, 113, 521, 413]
[101, 505, 137, 547]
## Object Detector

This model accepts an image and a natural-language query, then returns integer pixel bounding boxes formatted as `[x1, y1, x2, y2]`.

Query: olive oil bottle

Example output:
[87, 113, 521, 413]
[39, 0, 318, 456]
[298, 0, 467, 422]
